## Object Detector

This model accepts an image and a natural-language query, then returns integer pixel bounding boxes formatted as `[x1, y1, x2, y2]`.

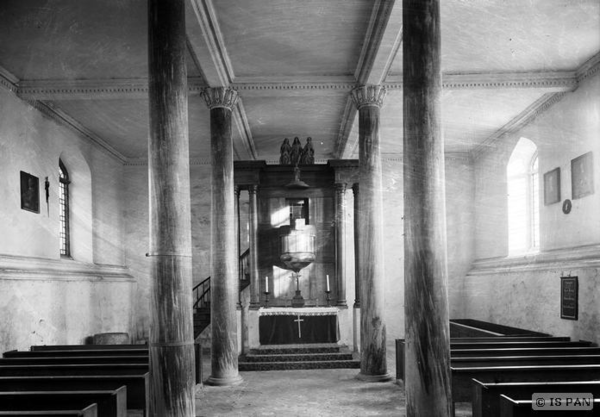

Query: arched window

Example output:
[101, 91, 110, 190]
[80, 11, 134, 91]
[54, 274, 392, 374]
[507, 138, 540, 255]
[59, 159, 71, 257]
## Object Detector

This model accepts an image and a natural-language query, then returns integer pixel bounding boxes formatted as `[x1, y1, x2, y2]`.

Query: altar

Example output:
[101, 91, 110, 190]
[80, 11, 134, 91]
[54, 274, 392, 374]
[258, 307, 339, 345]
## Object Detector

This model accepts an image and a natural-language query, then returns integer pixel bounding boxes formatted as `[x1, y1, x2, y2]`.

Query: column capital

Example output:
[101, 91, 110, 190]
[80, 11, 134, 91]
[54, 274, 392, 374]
[350, 85, 386, 110]
[352, 183, 359, 194]
[201, 87, 239, 110]
[335, 182, 347, 194]
[248, 184, 259, 194]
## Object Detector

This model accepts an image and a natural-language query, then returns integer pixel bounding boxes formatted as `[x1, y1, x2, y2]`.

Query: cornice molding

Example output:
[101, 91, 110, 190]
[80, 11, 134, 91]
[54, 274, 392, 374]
[200, 86, 239, 110]
[576, 52, 600, 83]
[350, 85, 387, 109]
[29, 100, 127, 163]
[0, 65, 18, 93]
[471, 92, 567, 160]
[385, 71, 578, 92]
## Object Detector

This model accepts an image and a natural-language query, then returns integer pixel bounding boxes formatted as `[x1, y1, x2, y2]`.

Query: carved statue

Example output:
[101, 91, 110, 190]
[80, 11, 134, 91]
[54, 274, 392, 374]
[290, 137, 302, 166]
[280, 138, 291, 165]
[300, 137, 315, 165]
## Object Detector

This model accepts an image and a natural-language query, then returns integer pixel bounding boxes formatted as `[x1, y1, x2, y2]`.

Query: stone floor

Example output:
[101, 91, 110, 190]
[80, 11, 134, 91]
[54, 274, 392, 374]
[195, 342, 472, 417]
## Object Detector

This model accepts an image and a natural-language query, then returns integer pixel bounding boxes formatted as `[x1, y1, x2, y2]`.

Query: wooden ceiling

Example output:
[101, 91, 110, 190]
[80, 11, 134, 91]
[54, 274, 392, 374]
[1, 0, 599, 163]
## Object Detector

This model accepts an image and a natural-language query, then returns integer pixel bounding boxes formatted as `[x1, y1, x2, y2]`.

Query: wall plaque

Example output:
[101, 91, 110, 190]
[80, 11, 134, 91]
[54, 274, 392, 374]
[543, 167, 561, 205]
[20, 171, 40, 213]
[560, 276, 578, 320]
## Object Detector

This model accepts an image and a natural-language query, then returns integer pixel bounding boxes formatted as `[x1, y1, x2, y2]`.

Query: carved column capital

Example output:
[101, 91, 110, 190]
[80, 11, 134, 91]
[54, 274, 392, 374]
[350, 85, 386, 110]
[352, 183, 359, 195]
[335, 182, 347, 195]
[248, 184, 258, 195]
[201, 87, 239, 110]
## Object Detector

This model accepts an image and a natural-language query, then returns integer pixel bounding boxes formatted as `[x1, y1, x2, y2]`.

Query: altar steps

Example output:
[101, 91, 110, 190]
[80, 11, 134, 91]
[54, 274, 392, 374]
[239, 344, 360, 371]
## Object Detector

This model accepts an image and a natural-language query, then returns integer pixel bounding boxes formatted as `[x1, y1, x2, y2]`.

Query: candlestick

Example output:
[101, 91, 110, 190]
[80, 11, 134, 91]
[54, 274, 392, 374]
[265, 276, 269, 293]
[326, 274, 330, 292]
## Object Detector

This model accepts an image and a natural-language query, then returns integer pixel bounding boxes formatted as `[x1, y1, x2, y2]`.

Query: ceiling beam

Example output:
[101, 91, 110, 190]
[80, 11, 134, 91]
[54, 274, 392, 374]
[185, 0, 234, 87]
[334, 0, 402, 158]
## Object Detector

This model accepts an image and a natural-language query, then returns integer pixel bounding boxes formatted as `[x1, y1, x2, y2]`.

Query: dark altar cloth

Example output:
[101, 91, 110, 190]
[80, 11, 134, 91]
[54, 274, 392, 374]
[259, 314, 339, 345]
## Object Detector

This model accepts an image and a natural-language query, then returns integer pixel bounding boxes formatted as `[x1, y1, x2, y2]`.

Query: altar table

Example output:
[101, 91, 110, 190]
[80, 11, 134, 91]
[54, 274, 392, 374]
[259, 307, 339, 345]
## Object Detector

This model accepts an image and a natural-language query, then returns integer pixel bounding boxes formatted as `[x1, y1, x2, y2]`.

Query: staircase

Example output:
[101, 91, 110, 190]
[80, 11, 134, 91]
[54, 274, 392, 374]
[193, 249, 251, 338]
[238, 343, 360, 371]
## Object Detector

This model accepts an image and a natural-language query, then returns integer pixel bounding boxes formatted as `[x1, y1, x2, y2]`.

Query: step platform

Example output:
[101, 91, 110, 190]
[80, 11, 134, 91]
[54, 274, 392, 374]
[239, 343, 360, 371]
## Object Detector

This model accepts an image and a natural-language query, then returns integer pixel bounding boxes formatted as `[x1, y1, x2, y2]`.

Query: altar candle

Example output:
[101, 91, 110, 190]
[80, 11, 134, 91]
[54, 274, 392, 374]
[326, 275, 330, 292]
[265, 276, 269, 293]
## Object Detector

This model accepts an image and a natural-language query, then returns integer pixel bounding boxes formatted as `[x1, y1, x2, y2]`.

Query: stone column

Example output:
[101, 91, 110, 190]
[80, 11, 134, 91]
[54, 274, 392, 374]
[352, 183, 360, 353]
[403, 0, 453, 415]
[147, 0, 195, 414]
[352, 183, 360, 309]
[248, 184, 261, 309]
[335, 182, 347, 307]
[202, 87, 243, 387]
[351, 85, 391, 382]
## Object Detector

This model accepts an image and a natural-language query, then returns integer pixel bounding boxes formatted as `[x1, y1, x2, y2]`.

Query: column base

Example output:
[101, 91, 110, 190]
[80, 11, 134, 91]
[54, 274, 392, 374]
[355, 372, 393, 383]
[206, 373, 244, 387]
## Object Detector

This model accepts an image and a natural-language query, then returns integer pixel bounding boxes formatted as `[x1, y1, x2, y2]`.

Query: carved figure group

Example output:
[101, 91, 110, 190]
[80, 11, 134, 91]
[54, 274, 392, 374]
[279, 137, 315, 166]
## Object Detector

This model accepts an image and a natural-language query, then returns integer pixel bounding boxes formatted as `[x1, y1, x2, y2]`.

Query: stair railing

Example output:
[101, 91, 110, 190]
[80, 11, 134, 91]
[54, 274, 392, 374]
[193, 248, 251, 310]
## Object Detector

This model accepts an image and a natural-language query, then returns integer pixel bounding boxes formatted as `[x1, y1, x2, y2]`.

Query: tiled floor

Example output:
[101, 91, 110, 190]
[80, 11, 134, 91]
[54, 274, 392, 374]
[195, 343, 471, 417]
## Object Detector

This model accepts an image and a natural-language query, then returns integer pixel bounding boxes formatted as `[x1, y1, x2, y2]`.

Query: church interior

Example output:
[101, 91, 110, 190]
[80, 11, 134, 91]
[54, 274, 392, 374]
[1, 0, 599, 415]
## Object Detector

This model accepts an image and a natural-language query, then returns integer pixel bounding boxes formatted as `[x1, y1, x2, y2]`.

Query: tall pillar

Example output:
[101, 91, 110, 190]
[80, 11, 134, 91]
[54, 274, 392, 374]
[335, 182, 347, 307]
[147, 0, 195, 414]
[248, 184, 261, 309]
[235, 185, 242, 309]
[352, 183, 360, 353]
[352, 183, 360, 309]
[403, 0, 453, 415]
[202, 87, 243, 387]
[351, 85, 391, 382]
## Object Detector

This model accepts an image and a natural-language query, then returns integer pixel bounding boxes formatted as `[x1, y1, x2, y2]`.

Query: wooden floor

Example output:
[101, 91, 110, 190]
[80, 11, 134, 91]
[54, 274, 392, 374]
[196, 341, 471, 417]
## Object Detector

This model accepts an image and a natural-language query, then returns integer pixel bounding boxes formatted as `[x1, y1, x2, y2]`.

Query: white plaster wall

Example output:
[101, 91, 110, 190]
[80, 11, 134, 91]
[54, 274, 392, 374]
[461, 70, 600, 341]
[0, 88, 133, 352]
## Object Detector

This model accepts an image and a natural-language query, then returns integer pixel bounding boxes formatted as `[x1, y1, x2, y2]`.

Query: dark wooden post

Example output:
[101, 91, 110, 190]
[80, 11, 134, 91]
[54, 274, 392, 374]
[147, 0, 195, 414]
[248, 184, 261, 309]
[351, 85, 391, 382]
[235, 185, 242, 309]
[335, 182, 348, 307]
[202, 87, 243, 387]
[403, 0, 453, 415]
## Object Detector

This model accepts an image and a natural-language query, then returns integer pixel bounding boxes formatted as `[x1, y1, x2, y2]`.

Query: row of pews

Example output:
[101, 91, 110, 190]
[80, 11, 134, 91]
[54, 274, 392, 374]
[397, 320, 600, 416]
[0, 343, 201, 416]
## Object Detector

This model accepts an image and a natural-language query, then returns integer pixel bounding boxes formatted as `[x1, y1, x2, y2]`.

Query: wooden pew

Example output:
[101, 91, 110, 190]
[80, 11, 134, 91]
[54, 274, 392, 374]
[0, 386, 126, 417]
[0, 356, 148, 365]
[450, 336, 570, 343]
[473, 379, 600, 417]
[4, 349, 148, 358]
[452, 364, 600, 403]
[0, 374, 148, 416]
[31, 345, 146, 351]
[452, 346, 600, 357]
[452, 354, 600, 368]
[499, 393, 600, 416]
[0, 363, 148, 377]
[396, 339, 595, 380]
[0, 403, 98, 416]
[450, 319, 550, 337]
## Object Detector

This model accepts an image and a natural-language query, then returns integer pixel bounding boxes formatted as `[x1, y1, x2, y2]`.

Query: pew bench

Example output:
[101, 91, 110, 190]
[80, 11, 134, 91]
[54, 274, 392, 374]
[0, 404, 98, 416]
[31, 345, 146, 351]
[0, 386, 126, 417]
[452, 354, 600, 368]
[452, 364, 600, 403]
[452, 346, 600, 357]
[4, 350, 149, 358]
[0, 374, 148, 416]
[499, 393, 600, 416]
[0, 363, 148, 377]
[0, 356, 148, 365]
[473, 379, 600, 417]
